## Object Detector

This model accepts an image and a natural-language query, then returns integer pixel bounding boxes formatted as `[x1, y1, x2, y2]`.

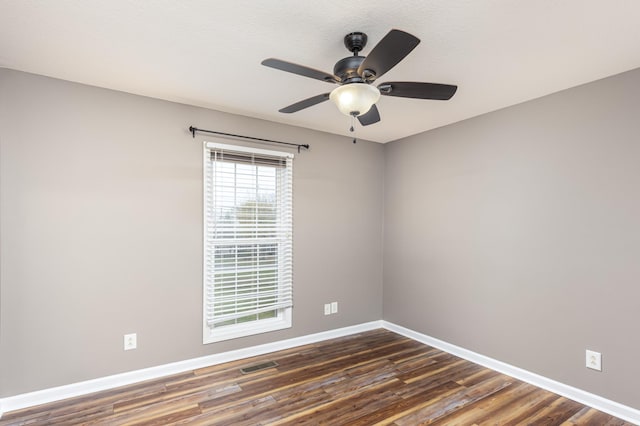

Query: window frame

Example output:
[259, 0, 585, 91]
[202, 141, 293, 344]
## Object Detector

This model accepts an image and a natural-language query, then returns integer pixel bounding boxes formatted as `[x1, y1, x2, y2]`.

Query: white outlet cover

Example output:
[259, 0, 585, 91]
[586, 349, 602, 371]
[124, 333, 137, 351]
[331, 301, 338, 314]
[324, 303, 331, 316]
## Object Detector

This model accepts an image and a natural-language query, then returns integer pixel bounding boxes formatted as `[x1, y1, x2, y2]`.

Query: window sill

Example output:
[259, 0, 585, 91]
[203, 310, 292, 344]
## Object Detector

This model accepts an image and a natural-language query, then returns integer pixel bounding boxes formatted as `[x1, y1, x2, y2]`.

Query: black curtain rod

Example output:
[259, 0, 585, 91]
[189, 126, 310, 153]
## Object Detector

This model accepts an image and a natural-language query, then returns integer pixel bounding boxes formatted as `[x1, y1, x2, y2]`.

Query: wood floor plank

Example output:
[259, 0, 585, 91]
[0, 329, 634, 426]
[389, 373, 515, 425]
[488, 385, 560, 425]
[269, 380, 402, 425]
[454, 367, 501, 387]
[562, 407, 622, 426]
[520, 395, 587, 425]
[349, 381, 464, 425]
[397, 362, 485, 399]
[246, 388, 330, 425]
[427, 381, 538, 425]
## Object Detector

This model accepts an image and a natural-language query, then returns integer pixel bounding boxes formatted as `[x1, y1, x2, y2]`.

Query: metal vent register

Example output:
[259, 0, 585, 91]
[240, 360, 279, 374]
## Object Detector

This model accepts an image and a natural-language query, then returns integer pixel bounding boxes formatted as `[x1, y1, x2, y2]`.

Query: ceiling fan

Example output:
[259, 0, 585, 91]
[261, 29, 458, 127]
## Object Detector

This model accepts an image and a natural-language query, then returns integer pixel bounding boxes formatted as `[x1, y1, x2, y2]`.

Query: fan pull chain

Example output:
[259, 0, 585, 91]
[350, 113, 357, 144]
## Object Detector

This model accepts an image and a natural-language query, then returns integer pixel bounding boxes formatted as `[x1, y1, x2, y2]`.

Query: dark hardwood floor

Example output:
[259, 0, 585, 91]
[0, 329, 634, 425]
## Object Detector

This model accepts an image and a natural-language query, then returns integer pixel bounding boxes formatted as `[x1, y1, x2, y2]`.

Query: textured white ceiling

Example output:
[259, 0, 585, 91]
[1, 1, 640, 143]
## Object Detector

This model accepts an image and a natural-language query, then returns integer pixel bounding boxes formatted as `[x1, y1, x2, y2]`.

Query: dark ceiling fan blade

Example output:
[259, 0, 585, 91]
[357, 104, 381, 126]
[279, 93, 331, 113]
[357, 29, 420, 81]
[262, 58, 339, 83]
[378, 82, 458, 100]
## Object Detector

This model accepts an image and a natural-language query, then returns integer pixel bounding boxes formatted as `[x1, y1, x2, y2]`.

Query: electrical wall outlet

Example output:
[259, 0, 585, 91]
[324, 303, 331, 316]
[124, 333, 137, 351]
[586, 349, 601, 371]
[324, 302, 339, 315]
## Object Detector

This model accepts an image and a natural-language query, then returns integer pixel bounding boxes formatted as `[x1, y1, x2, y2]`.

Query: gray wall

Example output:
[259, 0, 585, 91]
[0, 69, 384, 397]
[384, 67, 640, 409]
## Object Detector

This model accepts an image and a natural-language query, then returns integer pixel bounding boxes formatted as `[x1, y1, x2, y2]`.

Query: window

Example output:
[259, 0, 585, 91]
[203, 142, 293, 343]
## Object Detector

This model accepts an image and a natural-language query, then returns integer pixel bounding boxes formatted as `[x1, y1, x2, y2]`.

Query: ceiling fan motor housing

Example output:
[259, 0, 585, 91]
[333, 56, 365, 83]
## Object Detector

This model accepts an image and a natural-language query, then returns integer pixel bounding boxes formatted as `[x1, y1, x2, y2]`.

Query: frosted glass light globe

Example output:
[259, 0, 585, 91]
[329, 83, 380, 116]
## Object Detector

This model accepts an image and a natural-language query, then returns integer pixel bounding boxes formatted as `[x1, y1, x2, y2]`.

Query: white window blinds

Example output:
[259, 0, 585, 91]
[204, 143, 293, 330]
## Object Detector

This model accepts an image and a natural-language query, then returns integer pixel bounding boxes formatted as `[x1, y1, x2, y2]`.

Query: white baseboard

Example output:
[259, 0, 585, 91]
[0, 321, 382, 417]
[382, 320, 640, 425]
[2, 320, 638, 425]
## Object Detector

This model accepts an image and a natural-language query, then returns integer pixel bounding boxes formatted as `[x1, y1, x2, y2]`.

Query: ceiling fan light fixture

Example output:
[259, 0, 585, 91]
[329, 83, 380, 117]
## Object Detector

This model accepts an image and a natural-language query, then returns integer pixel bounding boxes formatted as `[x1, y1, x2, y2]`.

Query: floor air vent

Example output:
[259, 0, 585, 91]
[240, 360, 279, 374]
